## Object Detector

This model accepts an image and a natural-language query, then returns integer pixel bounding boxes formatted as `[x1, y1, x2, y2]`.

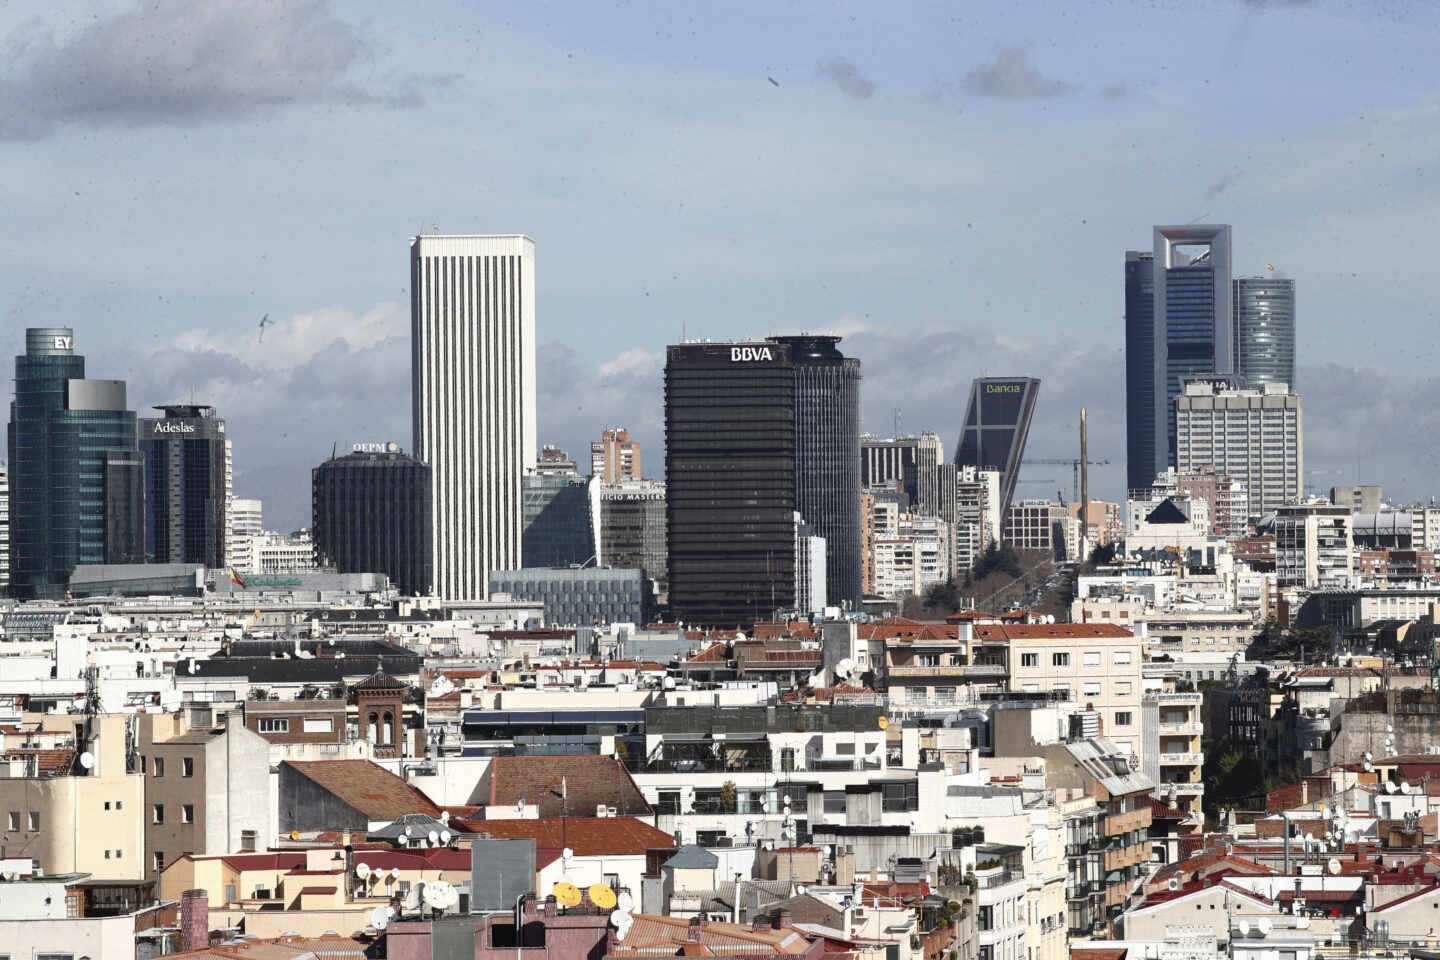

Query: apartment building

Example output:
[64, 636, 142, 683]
[1140, 691, 1205, 819]
[0, 714, 145, 879]
[1174, 378, 1302, 516]
[872, 518, 952, 599]
[1140, 607, 1256, 659]
[1003, 501, 1079, 561]
[996, 624, 1145, 757]
[1276, 502, 1354, 588]
[138, 711, 270, 878]
[881, 621, 1004, 712]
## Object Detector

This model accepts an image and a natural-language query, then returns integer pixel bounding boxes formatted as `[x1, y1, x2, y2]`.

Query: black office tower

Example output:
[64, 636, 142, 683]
[665, 336, 860, 627]
[312, 447, 433, 595]
[140, 404, 229, 569]
[1125, 251, 1158, 491]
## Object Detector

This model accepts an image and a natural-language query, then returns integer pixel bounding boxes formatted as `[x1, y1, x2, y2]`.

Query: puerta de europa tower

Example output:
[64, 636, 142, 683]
[665, 335, 861, 627]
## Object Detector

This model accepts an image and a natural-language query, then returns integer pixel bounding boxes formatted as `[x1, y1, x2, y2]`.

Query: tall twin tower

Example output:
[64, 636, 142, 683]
[1124, 224, 1296, 491]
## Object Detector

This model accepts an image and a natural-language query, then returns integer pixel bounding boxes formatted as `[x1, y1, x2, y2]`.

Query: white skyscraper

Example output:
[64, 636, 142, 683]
[411, 235, 537, 600]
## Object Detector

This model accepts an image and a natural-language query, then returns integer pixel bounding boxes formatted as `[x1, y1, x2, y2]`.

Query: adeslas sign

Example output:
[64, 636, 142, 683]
[152, 421, 196, 434]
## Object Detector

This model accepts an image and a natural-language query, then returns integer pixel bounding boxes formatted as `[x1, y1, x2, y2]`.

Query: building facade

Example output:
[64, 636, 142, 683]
[410, 234, 537, 600]
[953, 377, 1041, 519]
[140, 404, 230, 569]
[311, 447, 433, 595]
[489, 567, 647, 626]
[521, 473, 595, 568]
[1124, 250, 1158, 490]
[1003, 501, 1079, 561]
[8, 328, 145, 599]
[665, 336, 860, 625]
[1174, 377, 1302, 516]
[1276, 502, 1354, 589]
[1233, 275, 1296, 392]
[592, 427, 641, 484]
[861, 432, 945, 516]
[598, 481, 667, 602]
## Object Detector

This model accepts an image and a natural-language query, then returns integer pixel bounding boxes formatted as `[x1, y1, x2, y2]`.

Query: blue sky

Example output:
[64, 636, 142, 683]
[4, 0, 1438, 527]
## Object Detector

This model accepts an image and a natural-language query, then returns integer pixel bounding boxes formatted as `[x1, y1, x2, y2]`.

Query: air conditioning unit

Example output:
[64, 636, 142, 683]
[254, 888, 271, 900]
[596, 804, 608, 818]
[608, 806, 618, 818]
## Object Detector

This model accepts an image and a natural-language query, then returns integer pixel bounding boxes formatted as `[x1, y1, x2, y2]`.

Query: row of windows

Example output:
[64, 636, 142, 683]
[152, 803, 195, 824]
[1017, 650, 1133, 667]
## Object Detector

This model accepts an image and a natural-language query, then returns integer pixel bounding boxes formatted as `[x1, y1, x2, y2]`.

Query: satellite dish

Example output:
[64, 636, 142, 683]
[1304, 832, 1314, 844]
[370, 905, 390, 930]
[440, 829, 452, 845]
[1401, 782, 1412, 795]
[878, 716, 889, 730]
[562, 847, 575, 862]
[589, 883, 617, 910]
[356, 863, 371, 879]
[554, 882, 582, 907]
[835, 657, 856, 680]
[78, 752, 95, 770]
[1386, 781, 1397, 794]
[1258, 919, 1272, 937]
[617, 891, 634, 912]
[1167, 877, 1180, 891]
[428, 830, 440, 846]
[1329, 858, 1342, 875]
[290, 830, 300, 840]
[1238, 920, 1251, 937]
[389, 867, 401, 880]
[1364, 760, 1374, 772]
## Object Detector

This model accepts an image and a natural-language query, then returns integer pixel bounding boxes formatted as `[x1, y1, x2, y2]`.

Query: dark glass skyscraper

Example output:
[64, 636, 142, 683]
[8, 328, 144, 598]
[1126, 225, 1235, 490]
[312, 446, 433, 595]
[1124, 251, 1158, 491]
[1233, 276, 1296, 391]
[665, 336, 860, 626]
[953, 377, 1040, 519]
[140, 404, 229, 569]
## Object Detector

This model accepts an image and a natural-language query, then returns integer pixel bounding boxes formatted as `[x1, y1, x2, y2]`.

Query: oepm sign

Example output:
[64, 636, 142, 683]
[53, 336, 73, 351]
[730, 346, 773, 362]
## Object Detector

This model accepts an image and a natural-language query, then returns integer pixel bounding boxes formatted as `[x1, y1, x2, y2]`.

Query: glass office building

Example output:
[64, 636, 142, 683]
[1124, 251, 1158, 491]
[521, 473, 596, 568]
[1233, 276, 1296, 391]
[140, 404, 230, 568]
[8, 328, 144, 599]
[953, 376, 1041, 519]
[312, 447, 433, 595]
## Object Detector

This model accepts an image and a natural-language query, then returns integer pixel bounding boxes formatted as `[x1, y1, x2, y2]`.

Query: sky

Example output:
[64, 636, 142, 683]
[4, 0, 1440, 529]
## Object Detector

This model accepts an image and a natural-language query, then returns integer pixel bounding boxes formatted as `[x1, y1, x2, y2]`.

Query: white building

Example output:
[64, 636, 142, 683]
[872, 516, 950, 599]
[956, 465, 1002, 547]
[794, 516, 827, 617]
[230, 530, 317, 575]
[1276, 501, 1354, 588]
[225, 497, 262, 570]
[411, 234, 537, 601]
[1174, 377, 1302, 516]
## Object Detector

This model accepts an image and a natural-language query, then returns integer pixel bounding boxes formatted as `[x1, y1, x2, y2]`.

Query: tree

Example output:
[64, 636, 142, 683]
[720, 780, 737, 813]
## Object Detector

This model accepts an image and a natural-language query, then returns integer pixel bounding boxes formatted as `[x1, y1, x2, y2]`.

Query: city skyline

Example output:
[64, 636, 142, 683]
[4, 2, 1439, 527]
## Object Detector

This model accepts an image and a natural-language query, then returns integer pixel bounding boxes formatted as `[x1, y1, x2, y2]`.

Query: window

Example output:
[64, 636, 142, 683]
[1116, 682, 1132, 695]
[1114, 651, 1132, 665]
[1020, 653, 1038, 668]
[6, 812, 16, 831]
[780, 748, 796, 772]
[823, 791, 846, 814]
[155, 852, 165, 872]
[182, 804, 195, 824]
[1083, 683, 1101, 696]
[182, 757, 194, 777]
[115, 849, 122, 859]
[152, 757, 164, 777]
[105, 849, 111, 859]
[1082, 652, 1101, 666]
[225, 884, 237, 904]
[1053, 653, 1070, 667]
[153, 804, 165, 824]
[241, 830, 258, 852]
[258, 718, 289, 733]
[27, 812, 39, 831]
[881, 780, 920, 812]
[303, 718, 334, 734]
[116, 800, 123, 810]
[1115, 712, 1133, 727]
[104, 801, 111, 810]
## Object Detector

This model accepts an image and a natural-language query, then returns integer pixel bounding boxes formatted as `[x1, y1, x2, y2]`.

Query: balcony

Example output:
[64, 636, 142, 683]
[1157, 721, 1204, 735]
[1148, 692, 1202, 705]
[1158, 752, 1203, 765]
[1102, 808, 1150, 836]
[888, 664, 971, 678]
[1157, 781, 1205, 796]
[1103, 842, 1149, 872]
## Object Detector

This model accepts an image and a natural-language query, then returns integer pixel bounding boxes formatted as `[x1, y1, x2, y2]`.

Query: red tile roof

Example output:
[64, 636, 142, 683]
[612, 915, 814, 956]
[974, 623, 1135, 640]
[484, 755, 651, 818]
[282, 760, 442, 820]
[298, 885, 337, 895]
[457, 816, 675, 856]
[0, 748, 76, 777]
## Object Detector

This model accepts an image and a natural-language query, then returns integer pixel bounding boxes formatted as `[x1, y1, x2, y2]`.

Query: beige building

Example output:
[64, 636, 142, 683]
[1141, 691, 1205, 819]
[987, 623, 1145, 757]
[138, 710, 270, 879]
[592, 426, 642, 483]
[0, 714, 145, 879]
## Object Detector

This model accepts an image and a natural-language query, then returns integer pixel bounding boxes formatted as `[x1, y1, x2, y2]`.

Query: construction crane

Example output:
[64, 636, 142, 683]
[1023, 457, 1111, 503]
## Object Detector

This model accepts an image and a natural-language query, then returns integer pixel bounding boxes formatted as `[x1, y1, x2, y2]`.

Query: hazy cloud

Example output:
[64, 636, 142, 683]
[1099, 82, 1129, 101]
[0, 0, 423, 139]
[964, 45, 1075, 100]
[816, 57, 876, 100]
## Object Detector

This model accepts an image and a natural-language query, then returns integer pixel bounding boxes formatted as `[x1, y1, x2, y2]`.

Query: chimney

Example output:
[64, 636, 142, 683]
[181, 889, 209, 951]
[688, 915, 703, 941]
[772, 909, 792, 930]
